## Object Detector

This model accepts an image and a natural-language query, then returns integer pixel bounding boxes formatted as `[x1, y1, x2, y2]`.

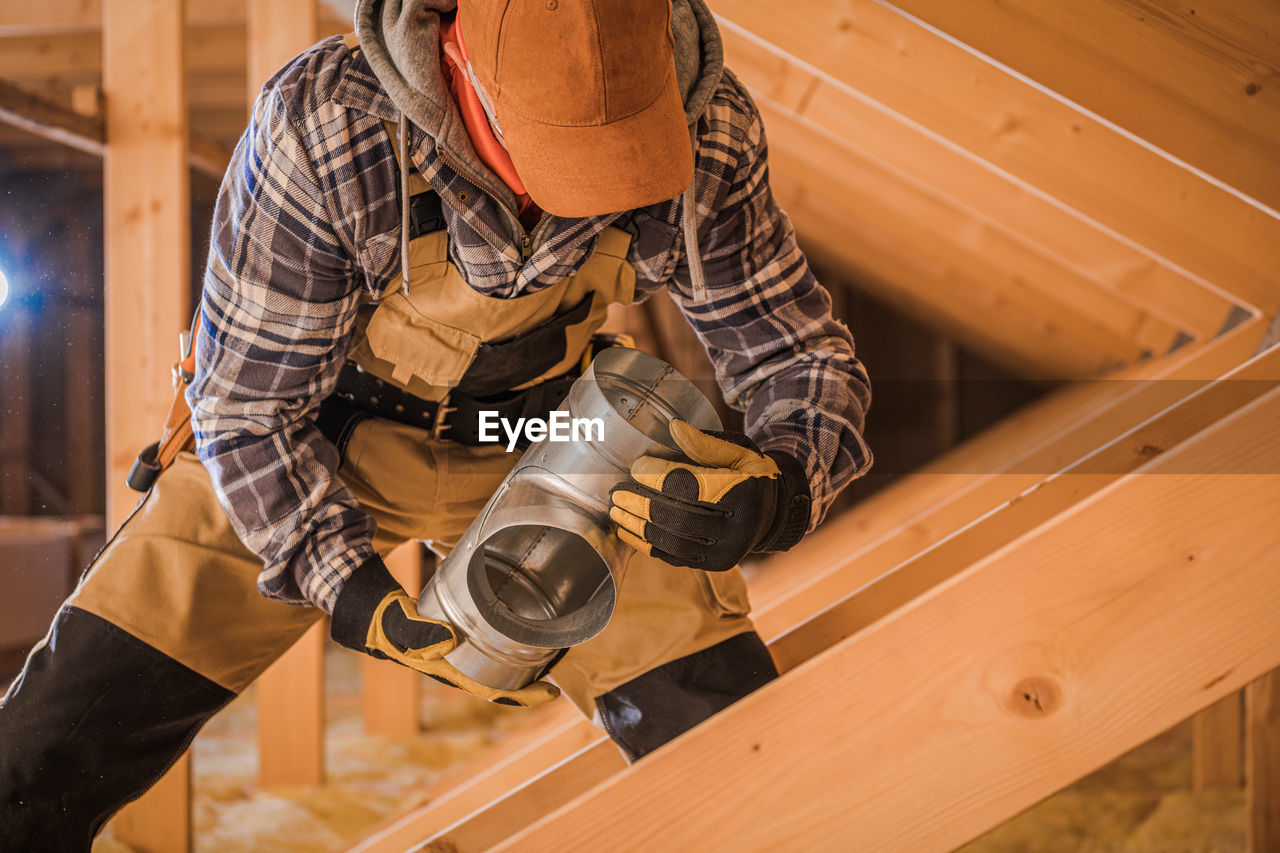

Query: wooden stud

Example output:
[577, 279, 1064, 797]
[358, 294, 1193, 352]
[496, 386, 1280, 852]
[63, 200, 103, 514]
[245, 0, 326, 791]
[111, 759, 192, 853]
[362, 542, 424, 737]
[1194, 692, 1244, 790]
[1247, 669, 1280, 853]
[246, 0, 319, 108]
[0, 305, 33, 514]
[103, 1, 191, 848]
[257, 620, 327, 788]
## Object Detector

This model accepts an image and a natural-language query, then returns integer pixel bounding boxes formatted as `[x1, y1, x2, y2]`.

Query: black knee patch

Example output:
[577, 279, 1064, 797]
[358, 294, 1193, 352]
[0, 607, 234, 851]
[595, 631, 778, 762]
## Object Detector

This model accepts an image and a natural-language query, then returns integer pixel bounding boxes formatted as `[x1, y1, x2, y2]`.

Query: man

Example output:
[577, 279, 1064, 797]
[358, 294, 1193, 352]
[0, 0, 871, 847]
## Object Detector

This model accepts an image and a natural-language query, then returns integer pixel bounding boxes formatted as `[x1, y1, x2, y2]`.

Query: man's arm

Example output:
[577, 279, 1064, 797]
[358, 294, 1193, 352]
[669, 70, 873, 531]
[188, 70, 375, 613]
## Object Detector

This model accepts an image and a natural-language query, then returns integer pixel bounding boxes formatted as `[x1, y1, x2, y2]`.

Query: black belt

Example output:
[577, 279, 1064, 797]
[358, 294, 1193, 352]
[315, 360, 581, 452]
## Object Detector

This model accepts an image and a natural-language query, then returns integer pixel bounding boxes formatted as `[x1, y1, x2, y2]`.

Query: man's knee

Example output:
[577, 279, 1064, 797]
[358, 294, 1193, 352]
[593, 631, 777, 761]
[0, 606, 234, 851]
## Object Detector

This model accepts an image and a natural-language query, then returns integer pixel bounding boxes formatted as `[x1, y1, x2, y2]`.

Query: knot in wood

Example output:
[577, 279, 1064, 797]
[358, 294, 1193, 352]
[1006, 676, 1063, 719]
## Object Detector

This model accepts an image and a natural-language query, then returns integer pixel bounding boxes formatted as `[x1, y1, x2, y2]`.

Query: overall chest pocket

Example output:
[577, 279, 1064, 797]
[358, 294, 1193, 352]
[362, 291, 481, 389]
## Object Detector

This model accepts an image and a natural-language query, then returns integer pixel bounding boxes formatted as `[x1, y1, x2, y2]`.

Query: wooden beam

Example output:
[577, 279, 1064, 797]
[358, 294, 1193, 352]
[0, 77, 106, 157]
[762, 94, 1177, 379]
[496, 385, 1280, 852]
[1248, 669, 1280, 853]
[721, 24, 1240, 352]
[713, 0, 1280, 315]
[347, 708, 600, 852]
[0, 77, 231, 178]
[257, 620, 327, 787]
[102, 1, 190, 847]
[1194, 692, 1244, 790]
[885, 0, 1280, 212]
[0, 1, 349, 36]
[245, 0, 326, 793]
[0, 306, 34, 514]
[362, 542, 423, 737]
[247, 0, 319, 106]
[0, 27, 249, 81]
[767, 339, 1280, 672]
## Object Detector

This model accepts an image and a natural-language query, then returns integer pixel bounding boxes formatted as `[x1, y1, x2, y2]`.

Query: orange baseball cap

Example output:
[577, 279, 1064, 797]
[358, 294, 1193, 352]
[458, 0, 693, 217]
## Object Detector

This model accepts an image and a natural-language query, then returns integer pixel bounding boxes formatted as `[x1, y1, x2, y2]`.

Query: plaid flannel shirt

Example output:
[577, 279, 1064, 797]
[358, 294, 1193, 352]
[188, 37, 873, 612]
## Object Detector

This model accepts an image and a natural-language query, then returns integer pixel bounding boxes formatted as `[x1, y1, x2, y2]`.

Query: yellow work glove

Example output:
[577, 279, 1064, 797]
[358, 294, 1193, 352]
[332, 556, 559, 708]
[609, 420, 812, 572]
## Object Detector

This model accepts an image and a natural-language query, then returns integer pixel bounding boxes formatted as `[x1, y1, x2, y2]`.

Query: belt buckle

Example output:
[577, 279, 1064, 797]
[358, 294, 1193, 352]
[432, 394, 456, 441]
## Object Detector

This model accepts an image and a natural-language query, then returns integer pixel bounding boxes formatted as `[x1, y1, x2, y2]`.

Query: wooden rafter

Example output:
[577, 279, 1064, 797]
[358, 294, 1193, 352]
[495, 380, 1280, 852]
[885, 0, 1280, 212]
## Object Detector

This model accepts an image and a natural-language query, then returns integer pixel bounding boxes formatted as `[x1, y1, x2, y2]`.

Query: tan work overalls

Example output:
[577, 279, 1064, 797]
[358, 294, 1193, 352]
[65, 155, 758, 722]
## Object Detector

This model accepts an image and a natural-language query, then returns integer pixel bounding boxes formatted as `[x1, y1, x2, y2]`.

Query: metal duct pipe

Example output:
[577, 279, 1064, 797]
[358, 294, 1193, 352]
[417, 347, 721, 690]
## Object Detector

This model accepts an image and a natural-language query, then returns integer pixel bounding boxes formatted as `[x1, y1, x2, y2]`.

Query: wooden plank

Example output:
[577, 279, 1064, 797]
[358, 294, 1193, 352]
[1248, 669, 1280, 853]
[0, 76, 107, 157]
[257, 620, 326, 787]
[348, 709, 600, 852]
[246, 0, 318, 106]
[0, 27, 248, 80]
[713, 0, 1280, 314]
[0, 77, 230, 179]
[112, 758, 192, 853]
[0, 305, 33, 514]
[497, 385, 1280, 852]
[362, 542, 423, 737]
[720, 25, 1240, 345]
[762, 97, 1174, 379]
[64, 210, 103, 513]
[0, 0, 346, 34]
[751, 317, 1266, 638]
[102, 3, 190, 847]
[1194, 692, 1244, 790]
[432, 742, 625, 853]
[767, 340, 1280, 671]
[245, 0, 326, 792]
[886, 0, 1280, 212]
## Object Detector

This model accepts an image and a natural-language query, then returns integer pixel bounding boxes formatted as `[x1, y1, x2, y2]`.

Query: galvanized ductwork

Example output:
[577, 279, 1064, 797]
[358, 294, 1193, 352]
[417, 347, 721, 690]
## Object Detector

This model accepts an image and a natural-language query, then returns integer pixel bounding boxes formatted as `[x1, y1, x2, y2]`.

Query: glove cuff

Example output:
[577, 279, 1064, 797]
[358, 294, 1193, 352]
[331, 554, 403, 652]
[756, 451, 812, 553]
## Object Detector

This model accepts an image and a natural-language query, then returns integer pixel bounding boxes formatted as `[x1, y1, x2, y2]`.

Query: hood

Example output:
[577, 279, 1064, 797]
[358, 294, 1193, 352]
[354, 0, 724, 194]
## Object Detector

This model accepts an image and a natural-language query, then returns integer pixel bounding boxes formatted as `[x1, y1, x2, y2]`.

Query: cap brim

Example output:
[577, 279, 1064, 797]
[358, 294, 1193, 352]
[497, 72, 694, 218]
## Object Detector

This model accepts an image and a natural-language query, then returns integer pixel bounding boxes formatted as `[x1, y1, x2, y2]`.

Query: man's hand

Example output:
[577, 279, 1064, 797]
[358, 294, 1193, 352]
[332, 558, 559, 707]
[609, 420, 811, 572]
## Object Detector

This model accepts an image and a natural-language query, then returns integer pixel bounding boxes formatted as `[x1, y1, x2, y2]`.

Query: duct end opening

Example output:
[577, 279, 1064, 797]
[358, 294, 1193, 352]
[467, 524, 616, 649]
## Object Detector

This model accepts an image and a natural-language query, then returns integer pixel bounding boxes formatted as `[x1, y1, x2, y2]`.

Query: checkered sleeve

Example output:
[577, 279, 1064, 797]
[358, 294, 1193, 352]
[187, 71, 376, 613]
[669, 70, 873, 529]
